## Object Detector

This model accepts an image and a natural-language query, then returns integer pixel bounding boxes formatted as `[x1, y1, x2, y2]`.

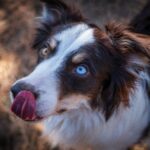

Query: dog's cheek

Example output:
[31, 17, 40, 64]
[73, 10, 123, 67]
[56, 94, 91, 112]
[35, 80, 61, 117]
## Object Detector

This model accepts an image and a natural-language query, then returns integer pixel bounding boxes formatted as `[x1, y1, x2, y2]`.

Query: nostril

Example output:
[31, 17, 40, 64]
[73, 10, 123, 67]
[11, 84, 22, 98]
[11, 82, 37, 99]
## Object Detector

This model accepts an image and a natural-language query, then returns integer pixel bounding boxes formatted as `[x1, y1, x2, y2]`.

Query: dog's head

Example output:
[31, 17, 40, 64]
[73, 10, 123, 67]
[10, 0, 150, 121]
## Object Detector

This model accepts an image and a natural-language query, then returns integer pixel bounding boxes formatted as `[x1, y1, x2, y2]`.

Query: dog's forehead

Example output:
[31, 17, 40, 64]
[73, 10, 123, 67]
[54, 24, 89, 46]
[53, 23, 95, 55]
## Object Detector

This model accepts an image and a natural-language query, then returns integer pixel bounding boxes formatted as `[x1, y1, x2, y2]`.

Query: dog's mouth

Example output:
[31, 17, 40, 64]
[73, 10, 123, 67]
[11, 90, 43, 121]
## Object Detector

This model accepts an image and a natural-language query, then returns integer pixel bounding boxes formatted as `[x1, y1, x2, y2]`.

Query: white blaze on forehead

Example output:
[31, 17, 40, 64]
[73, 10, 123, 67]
[47, 23, 95, 71]
[54, 24, 89, 50]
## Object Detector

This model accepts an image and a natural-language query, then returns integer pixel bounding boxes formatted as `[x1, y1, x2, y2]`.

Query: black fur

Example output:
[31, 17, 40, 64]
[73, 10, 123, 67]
[130, 1, 150, 35]
[33, 0, 84, 50]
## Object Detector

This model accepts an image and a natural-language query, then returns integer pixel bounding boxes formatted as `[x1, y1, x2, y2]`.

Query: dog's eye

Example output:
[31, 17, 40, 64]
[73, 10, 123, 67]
[74, 65, 89, 77]
[40, 48, 50, 57]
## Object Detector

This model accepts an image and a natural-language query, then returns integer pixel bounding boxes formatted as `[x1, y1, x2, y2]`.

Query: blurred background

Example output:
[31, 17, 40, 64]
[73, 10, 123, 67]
[0, 0, 149, 149]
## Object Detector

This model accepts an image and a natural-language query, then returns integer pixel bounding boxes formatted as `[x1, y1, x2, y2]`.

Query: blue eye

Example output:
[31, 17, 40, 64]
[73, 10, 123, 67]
[74, 65, 89, 76]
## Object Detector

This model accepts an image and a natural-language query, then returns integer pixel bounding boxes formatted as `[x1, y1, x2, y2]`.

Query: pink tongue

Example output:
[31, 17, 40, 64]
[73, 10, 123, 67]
[11, 91, 36, 121]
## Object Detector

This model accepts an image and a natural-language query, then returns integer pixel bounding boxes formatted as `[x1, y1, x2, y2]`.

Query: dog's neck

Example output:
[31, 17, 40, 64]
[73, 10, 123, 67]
[42, 72, 150, 150]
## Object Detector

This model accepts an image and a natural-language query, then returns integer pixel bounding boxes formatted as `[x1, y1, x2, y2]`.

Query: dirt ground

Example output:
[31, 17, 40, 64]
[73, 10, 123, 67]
[0, 0, 149, 149]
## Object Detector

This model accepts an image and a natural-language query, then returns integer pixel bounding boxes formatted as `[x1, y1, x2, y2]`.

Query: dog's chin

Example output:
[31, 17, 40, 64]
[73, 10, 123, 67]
[35, 109, 67, 120]
[34, 108, 79, 122]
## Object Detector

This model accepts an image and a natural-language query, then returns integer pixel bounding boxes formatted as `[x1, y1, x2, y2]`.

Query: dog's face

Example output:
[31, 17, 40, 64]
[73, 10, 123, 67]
[10, 0, 150, 121]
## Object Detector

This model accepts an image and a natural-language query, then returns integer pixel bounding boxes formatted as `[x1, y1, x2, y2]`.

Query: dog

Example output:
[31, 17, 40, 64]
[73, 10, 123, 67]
[10, 0, 150, 149]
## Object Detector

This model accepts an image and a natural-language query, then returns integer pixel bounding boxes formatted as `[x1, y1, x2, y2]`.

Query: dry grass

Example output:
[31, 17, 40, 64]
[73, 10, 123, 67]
[0, 104, 52, 150]
[0, 49, 20, 105]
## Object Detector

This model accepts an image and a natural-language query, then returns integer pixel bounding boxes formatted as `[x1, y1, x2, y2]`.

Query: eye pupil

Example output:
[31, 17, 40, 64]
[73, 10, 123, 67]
[43, 49, 48, 54]
[41, 48, 49, 57]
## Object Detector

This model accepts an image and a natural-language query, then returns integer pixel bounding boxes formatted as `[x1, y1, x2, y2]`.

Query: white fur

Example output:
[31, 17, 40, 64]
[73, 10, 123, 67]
[42, 4, 55, 23]
[43, 80, 150, 150]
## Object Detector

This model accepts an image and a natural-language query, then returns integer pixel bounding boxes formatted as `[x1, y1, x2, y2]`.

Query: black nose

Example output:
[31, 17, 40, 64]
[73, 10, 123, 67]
[11, 82, 36, 98]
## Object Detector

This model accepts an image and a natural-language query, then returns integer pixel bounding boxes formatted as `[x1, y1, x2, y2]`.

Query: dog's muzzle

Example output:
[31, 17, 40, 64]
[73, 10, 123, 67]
[10, 82, 41, 121]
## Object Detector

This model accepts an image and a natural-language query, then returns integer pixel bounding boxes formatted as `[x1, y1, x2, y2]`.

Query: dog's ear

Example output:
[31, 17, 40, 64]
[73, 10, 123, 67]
[40, 0, 84, 25]
[105, 23, 150, 69]
[95, 23, 150, 119]
[33, 0, 84, 49]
